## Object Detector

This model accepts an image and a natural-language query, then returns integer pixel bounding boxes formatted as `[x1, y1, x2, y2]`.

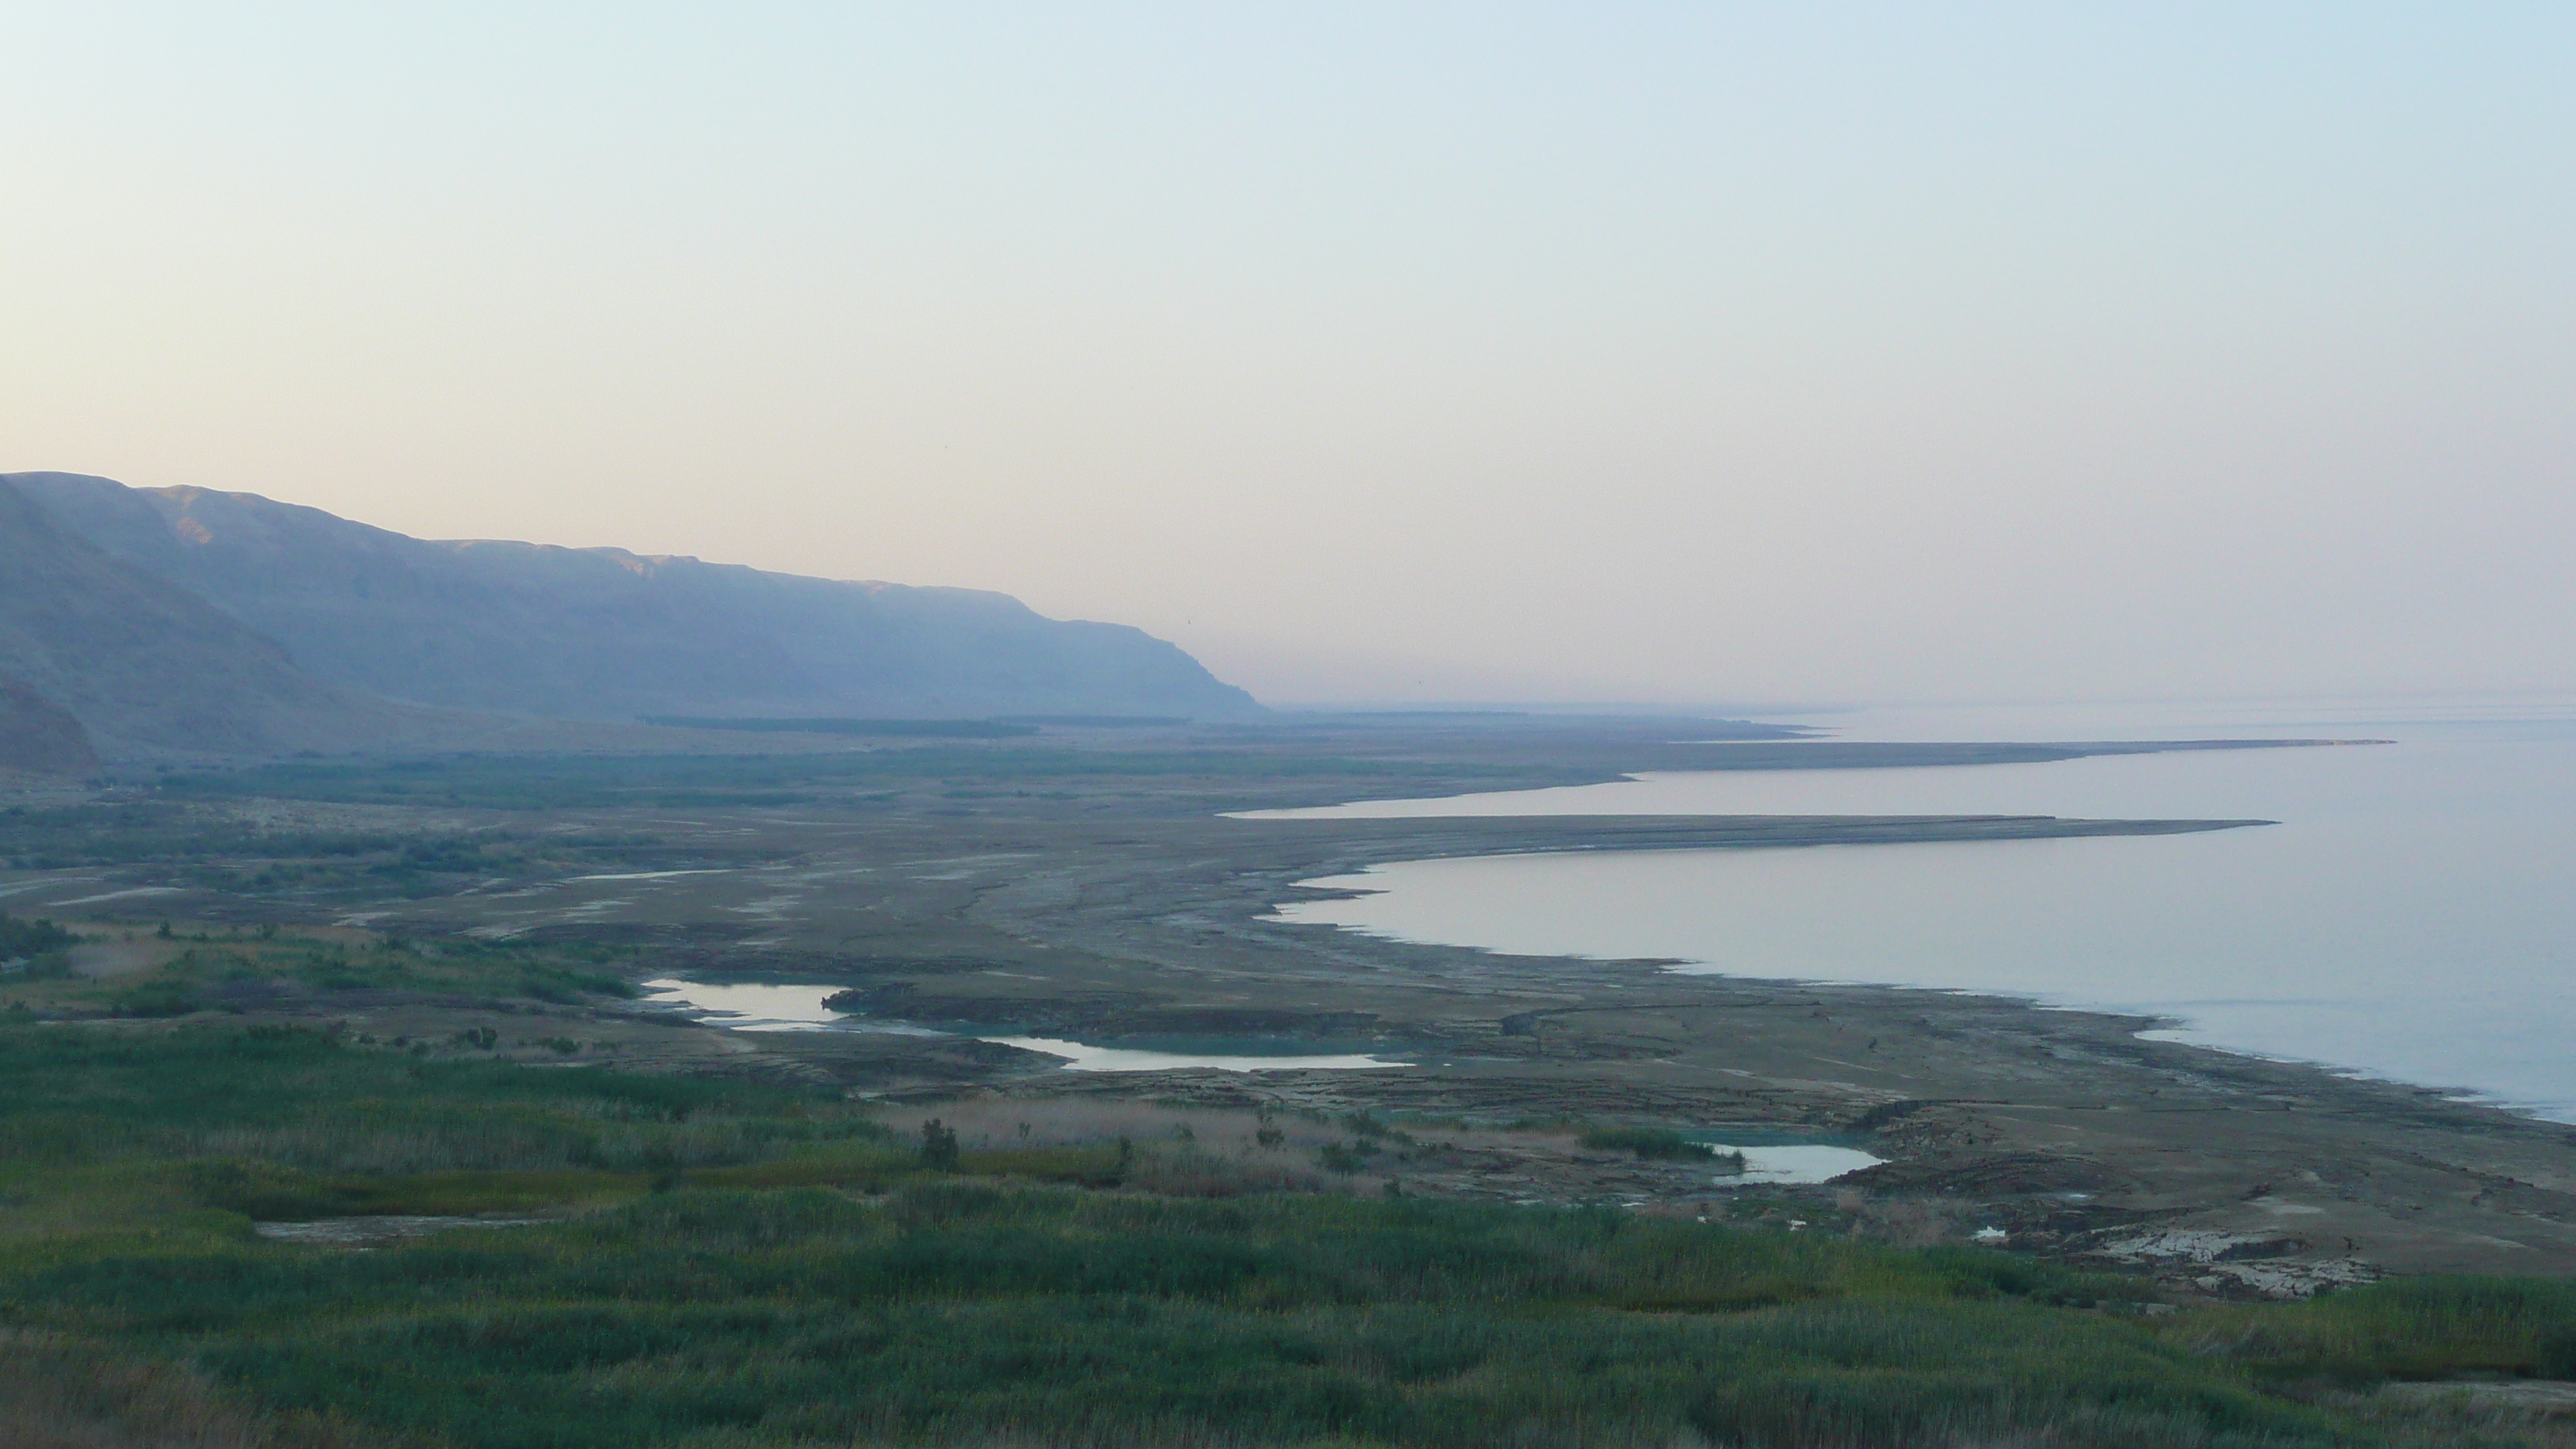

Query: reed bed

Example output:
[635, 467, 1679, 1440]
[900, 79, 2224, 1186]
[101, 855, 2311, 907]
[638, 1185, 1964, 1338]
[5, 1019, 2575, 1447]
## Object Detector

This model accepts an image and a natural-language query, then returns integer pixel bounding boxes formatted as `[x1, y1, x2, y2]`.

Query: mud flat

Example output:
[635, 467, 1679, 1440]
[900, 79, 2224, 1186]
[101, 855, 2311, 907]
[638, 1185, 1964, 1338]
[9, 722, 2571, 1295]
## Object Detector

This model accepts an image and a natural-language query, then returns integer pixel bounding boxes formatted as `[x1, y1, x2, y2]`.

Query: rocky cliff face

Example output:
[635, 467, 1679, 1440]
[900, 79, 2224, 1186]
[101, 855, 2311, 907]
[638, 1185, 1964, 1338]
[3, 472, 1256, 748]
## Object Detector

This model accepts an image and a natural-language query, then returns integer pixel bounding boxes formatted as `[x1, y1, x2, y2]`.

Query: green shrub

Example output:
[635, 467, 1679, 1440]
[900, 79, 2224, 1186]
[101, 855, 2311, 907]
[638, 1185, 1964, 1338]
[108, 981, 201, 1018]
[917, 1118, 960, 1171]
[4, 951, 72, 981]
[3, 1018, 2568, 1449]
[1581, 1125, 1722, 1161]
[2177, 1276, 2576, 1384]
[1317, 1139, 1375, 1173]
[0, 909, 74, 960]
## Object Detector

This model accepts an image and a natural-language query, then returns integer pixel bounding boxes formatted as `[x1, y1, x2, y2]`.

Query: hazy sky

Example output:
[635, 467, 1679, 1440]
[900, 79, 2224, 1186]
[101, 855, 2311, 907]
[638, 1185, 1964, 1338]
[6, 4, 2571, 707]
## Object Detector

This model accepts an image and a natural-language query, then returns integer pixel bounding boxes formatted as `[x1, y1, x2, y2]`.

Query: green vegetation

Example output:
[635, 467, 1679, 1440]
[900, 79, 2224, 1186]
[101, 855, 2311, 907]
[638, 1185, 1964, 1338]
[209, 934, 642, 1005]
[0, 801, 759, 899]
[2183, 1278, 2576, 1386]
[0, 909, 74, 963]
[145, 747, 1560, 811]
[0, 801, 416, 872]
[1581, 1124, 1745, 1165]
[2, 1016, 2574, 1447]
[0, 929, 639, 1024]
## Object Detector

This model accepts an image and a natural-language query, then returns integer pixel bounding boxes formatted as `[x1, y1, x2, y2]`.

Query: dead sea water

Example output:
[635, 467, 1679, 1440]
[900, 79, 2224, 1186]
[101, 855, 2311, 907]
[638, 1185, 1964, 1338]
[1258, 702, 2576, 1121]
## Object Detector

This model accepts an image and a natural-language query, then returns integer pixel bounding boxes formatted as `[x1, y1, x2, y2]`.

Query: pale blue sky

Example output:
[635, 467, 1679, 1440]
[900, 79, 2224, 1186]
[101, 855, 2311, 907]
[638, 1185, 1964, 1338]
[5, 4, 2571, 705]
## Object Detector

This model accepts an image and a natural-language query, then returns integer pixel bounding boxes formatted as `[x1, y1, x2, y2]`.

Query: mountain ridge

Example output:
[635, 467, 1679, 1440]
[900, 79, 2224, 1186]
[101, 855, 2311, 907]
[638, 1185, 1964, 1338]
[0, 476, 459, 759]
[2, 471, 1258, 757]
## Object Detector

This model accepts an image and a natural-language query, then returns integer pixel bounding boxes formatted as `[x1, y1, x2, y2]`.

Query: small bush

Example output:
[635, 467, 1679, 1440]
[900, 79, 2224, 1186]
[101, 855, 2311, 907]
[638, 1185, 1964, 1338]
[919, 1118, 961, 1171]
[1317, 1140, 1375, 1173]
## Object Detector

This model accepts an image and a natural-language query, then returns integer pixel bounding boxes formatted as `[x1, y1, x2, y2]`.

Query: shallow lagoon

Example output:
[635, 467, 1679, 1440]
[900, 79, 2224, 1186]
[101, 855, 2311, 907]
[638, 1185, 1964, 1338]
[983, 1036, 1411, 1072]
[639, 978, 943, 1035]
[1263, 704, 2576, 1120]
[1706, 1144, 1885, 1185]
[642, 979, 1410, 1070]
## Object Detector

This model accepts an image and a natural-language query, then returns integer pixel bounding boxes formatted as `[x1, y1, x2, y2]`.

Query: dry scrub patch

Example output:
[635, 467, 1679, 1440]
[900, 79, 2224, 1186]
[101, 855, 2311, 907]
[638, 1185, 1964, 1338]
[0, 1331, 386, 1449]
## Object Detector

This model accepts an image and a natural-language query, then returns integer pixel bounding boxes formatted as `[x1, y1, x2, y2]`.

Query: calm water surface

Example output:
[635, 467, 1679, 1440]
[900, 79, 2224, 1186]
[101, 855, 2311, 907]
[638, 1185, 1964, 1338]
[641, 979, 1411, 1070]
[1707, 1146, 1886, 1186]
[981, 1036, 1411, 1072]
[639, 978, 944, 1034]
[1261, 704, 2576, 1120]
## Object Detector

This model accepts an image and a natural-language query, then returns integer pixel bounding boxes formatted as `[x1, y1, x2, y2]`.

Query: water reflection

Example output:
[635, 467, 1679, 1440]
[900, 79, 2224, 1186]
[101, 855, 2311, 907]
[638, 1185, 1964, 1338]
[638, 978, 943, 1035]
[980, 1036, 1411, 1072]
[1260, 715, 2576, 1120]
[1705, 1144, 1885, 1185]
[639, 979, 1411, 1070]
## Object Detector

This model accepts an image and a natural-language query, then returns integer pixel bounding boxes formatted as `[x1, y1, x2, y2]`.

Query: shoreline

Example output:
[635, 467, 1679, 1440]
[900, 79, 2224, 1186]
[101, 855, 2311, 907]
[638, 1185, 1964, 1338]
[9, 725, 2573, 1293]
[1276, 851, 2570, 1127]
